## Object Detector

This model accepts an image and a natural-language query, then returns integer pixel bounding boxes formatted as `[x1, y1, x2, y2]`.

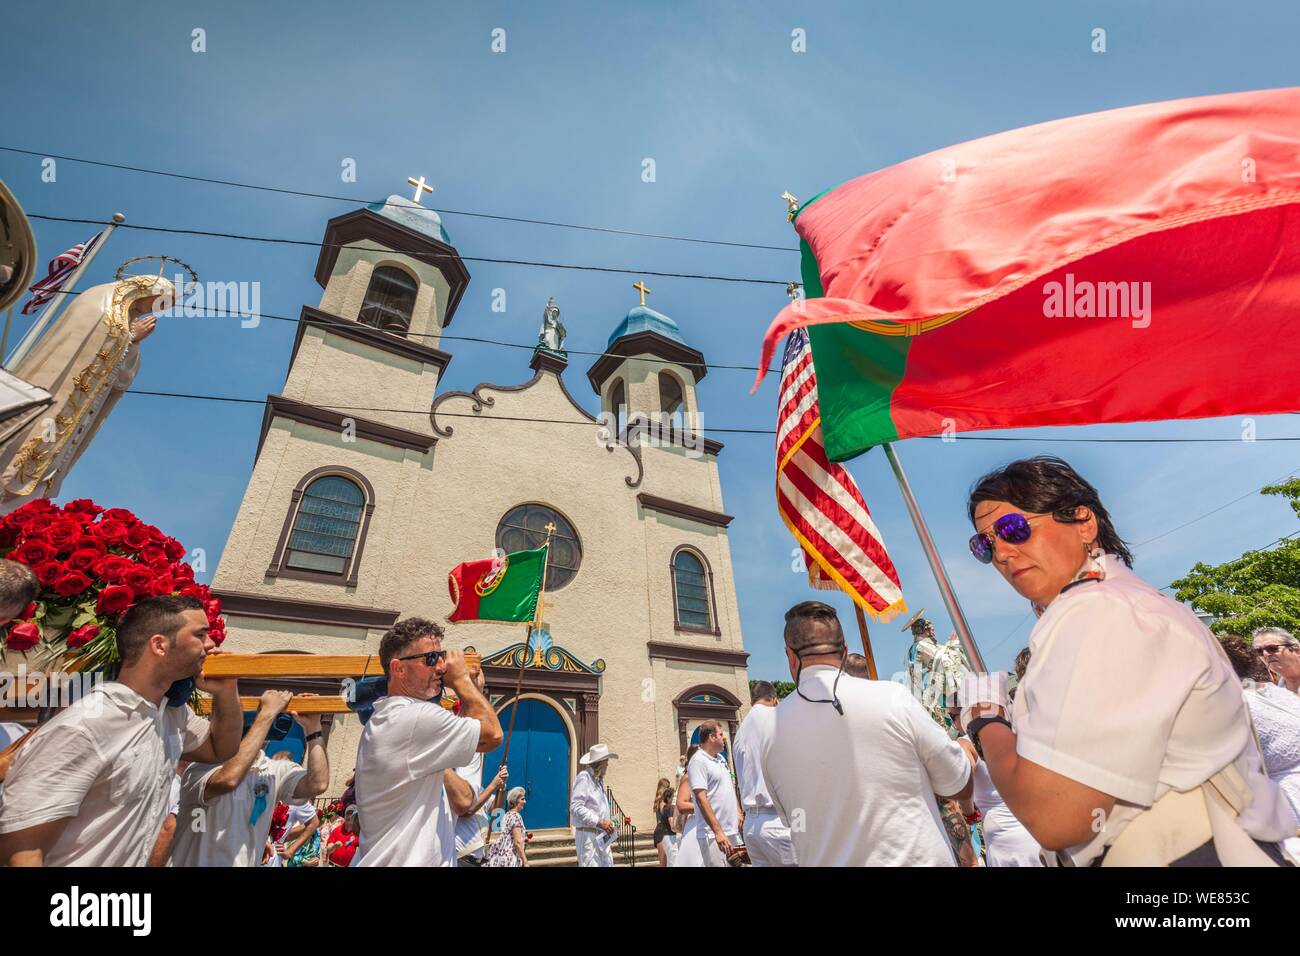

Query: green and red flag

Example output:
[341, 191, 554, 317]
[756, 87, 1300, 462]
[447, 547, 546, 623]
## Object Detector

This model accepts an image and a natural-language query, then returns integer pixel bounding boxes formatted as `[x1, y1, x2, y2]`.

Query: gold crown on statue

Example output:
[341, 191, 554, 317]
[115, 255, 198, 284]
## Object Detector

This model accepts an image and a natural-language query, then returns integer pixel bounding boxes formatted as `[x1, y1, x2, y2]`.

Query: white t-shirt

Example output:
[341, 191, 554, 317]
[453, 752, 487, 860]
[262, 800, 318, 867]
[1012, 554, 1294, 865]
[732, 704, 779, 811]
[352, 695, 480, 867]
[762, 668, 971, 867]
[0, 721, 29, 801]
[687, 749, 740, 837]
[0, 681, 210, 866]
[170, 753, 307, 867]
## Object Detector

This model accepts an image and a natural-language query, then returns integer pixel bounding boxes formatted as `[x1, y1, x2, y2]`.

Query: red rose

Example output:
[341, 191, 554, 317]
[173, 563, 196, 585]
[66, 549, 102, 573]
[74, 535, 107, 556]
[92, 555, 132, 584]
[13, 539, 55, 566]
[125, 565, 156, 593]
[44, 519, 83, 552]
[101, 508, 138, 526]
[178, 583, 203, 599]
[91, 518, 129, 545]
[20, 513, 56, 537]
[209, 623, 226, 647]
[66, 624, 101, 649]
[20, 602, 37, 620]
[96, 585, 135, 616]
[151, 572, 175, 596]
[140, 545, 167, 566]
[162, 536, 186, 561]
[195, 584, 212, 602]
[63, 499, 104, 517]
[52, 569, 93, 597]
[204, 598, 222, 619]
[0, 525, 18, 549]
[10, 499, 55, 519]
[122, 525, 152, 552]
[33, 561, 62, 587]
[4, 621, 41, 651]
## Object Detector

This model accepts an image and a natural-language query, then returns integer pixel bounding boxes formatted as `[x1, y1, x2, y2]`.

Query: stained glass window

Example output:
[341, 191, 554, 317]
[285, 476, 365, 575]
[496, 504, 581, 591]
[673, 549, 712, 630]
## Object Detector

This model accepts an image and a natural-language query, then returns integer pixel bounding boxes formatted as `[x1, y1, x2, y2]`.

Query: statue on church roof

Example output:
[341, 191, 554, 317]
[536, 296, 566, 356]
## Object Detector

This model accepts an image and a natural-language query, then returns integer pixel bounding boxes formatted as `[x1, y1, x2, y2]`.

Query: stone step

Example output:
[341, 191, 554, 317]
[521, 827, 657, 867]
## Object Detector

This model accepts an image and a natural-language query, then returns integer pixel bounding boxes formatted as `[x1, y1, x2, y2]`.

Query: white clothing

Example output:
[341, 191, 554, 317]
[0, 681, 209, 866]
[971, 760, 1041, 867]
[732, 704, 779, 811]
[0, 721, 29, 800]
[170, 753, 307, 867]
[762, 668, 971, 867]
[570, 767, 614, 867]
[687, 749, 741, 837]
[1012, 554, 1294, 865]
[1244, 684, 1300, 822]
[453, 752, 488, 861]
[351, 695, 480, 867]
[262, 800, 317, 868]
[165, 774, 182, 817]
[742, 808, 796, 867]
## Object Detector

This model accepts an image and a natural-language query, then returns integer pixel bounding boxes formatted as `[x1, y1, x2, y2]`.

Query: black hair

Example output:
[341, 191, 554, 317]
[116, 595, 205, 665]
[967, 456, 1133, 567]
[783, 600, 846, 652]
[749, 680, 778, 704]
[378, 617, 444, 677]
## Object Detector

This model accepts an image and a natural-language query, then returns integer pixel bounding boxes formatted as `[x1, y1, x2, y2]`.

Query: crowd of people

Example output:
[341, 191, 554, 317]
[1, 456, 1298, 868]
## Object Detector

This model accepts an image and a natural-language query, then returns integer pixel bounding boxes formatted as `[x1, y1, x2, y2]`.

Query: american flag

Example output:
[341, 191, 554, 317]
[776, 327, 907, 620]
[21, 232, 102, 315]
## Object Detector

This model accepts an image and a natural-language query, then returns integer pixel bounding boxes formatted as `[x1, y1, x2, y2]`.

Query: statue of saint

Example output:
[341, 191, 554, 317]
[902, 608, 970, 738]
[536, 296, 566, 355]
[0, 274, 172, 513]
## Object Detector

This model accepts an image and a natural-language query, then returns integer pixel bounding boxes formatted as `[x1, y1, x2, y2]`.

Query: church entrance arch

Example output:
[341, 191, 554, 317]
[482, 694, 575, 831]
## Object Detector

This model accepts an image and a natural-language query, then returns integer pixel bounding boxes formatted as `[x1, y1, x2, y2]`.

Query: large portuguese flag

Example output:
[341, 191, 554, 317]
[757, 87, 1300, 463]
[447, 547, 546, 623]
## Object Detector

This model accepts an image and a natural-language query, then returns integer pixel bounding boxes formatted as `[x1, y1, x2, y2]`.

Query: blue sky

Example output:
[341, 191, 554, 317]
[2, 1, 1297, 682]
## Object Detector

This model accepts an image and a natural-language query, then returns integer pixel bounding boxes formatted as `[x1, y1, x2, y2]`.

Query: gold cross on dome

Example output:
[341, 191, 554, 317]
[544, 521, 556, 536]
[632, 280, 651, 307]
[781, 190, 800, 222]
[406, 175, 434, 205]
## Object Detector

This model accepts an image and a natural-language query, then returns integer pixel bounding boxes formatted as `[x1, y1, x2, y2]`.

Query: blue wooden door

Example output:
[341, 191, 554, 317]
[482, 699, 571, 830]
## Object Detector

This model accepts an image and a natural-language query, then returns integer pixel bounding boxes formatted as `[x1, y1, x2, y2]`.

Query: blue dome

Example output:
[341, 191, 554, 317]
[607, 305, 686, 349]
[367, 195, 452, 246]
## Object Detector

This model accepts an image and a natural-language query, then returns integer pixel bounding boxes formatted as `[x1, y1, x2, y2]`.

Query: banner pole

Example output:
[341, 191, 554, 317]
[853, 604, 879, 679]
[882, 442, 986, 671]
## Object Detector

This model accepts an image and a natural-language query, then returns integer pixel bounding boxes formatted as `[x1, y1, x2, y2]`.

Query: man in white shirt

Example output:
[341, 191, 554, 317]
[171, 689, 330, 866]
[0, 595, 241, 866]
[762, 601, 976, 867]
[687, 721, 742, 867]
[570, 743, 617, 867]
[731, 682, 795, 866]
[352, 618, 503, 867]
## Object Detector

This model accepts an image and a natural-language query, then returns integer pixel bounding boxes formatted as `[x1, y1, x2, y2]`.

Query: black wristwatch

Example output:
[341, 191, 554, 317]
[966, 714, 1012, 758]
[306, 731, 323, 742]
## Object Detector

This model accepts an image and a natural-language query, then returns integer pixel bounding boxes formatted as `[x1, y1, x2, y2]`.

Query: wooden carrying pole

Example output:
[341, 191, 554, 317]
[853, 604, 879, 680]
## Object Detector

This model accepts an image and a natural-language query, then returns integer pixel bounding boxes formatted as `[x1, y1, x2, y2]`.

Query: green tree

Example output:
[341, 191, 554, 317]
[1171, 478, 1300, 638]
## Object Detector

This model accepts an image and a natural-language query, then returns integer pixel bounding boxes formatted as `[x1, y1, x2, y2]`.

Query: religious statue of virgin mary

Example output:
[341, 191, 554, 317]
[0, 272, 173, 513]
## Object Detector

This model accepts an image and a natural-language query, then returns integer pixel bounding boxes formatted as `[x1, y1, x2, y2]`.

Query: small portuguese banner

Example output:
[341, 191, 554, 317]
[447, 547, 546, 623]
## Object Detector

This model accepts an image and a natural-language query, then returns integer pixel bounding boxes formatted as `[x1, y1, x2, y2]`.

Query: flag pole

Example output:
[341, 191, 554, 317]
[4, 214, 124, 371]
[852, 604, 879, 679]
[484, 531, 553, 850]
[882, 442, 986, 671]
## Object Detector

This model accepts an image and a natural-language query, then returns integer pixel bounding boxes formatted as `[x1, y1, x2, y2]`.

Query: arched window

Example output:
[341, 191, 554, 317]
[496, 503, 582, 591]
[672, 548, 715, 632]
[358, 265, 418, 334]
[608, 378, 628, 435]
[285, 475, 365, 575]
[659, 372, 686, 430]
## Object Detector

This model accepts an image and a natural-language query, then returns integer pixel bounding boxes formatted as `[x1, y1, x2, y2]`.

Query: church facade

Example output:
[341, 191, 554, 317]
[211, 191, 751, 830]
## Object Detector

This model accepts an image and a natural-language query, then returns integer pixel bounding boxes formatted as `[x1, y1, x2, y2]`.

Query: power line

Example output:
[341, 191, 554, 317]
[118, 389, 1300, 443]
[1136, 467, 1300, 547]
[1, 145, 798, 253]
[27, 213, 792, 287]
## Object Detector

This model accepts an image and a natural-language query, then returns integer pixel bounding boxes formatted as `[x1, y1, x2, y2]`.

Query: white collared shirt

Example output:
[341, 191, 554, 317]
[351, 695, 480, 867]
[762, 668, 970, 867]
[170, 753, 307, 867]
[687, 748, 740, 837]
[0, 681, 210, 866]
[569, 768, 610, 828]
[1013, 553, 1294, 865]
[732, 704, 779, 812]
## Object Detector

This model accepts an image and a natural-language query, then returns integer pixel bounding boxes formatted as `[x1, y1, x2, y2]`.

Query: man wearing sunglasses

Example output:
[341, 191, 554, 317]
[351, 618, 503, 867]
[961, 456, 1293, 866]
[760, 601, 976, 866]
[1253, 627, 1300, 695]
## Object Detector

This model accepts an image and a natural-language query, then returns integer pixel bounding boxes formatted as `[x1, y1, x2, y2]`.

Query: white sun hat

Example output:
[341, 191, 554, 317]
[579, 743, 619, 765]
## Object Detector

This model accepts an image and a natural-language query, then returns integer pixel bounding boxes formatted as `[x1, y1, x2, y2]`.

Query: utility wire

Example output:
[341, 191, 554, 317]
[1136, 468, 1300, 547]
[27, 213, 792, 287]
[2, 145, 797, 253]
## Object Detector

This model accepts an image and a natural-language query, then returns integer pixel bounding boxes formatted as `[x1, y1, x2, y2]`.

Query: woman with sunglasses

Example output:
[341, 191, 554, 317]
[960, 456, 1293, 866]
[1253, 627, 1300, 694]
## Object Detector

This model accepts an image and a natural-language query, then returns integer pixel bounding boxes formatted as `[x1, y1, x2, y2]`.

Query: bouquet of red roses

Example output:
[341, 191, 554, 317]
[0, 498, 225, 669]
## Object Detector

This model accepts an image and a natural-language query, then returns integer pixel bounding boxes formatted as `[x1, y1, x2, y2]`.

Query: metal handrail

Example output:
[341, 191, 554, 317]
[606, 787, 637, 867]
